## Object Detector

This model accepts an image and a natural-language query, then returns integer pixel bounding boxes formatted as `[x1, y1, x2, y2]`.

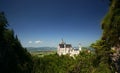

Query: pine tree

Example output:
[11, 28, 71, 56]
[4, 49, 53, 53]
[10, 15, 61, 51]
[0, 12, 33, 73]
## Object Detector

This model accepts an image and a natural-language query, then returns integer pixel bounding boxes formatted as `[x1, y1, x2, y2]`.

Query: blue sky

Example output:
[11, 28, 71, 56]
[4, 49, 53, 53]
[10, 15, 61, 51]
[0, 0, 109, 47]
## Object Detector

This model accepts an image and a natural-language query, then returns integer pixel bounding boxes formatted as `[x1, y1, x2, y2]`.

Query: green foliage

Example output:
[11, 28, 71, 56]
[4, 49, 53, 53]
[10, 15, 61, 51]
[0, 12, 8, 31]
[93, 63, 111, 73]
[0, 12, 33, 73]
[91, 0, 120, 73]
[101, 0, 120, 45]
[69, 51, 96, 73]
[32, 54, 75, 73]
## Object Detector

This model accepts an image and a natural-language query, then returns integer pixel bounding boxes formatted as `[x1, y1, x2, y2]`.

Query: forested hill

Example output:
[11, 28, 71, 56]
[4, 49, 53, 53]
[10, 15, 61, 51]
[0, 12, 33, 73]
[0, 0, 120, 73]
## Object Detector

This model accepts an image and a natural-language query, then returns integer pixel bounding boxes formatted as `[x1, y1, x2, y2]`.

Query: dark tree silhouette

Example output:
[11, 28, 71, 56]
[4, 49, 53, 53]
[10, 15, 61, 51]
[0, 12, 33, 73]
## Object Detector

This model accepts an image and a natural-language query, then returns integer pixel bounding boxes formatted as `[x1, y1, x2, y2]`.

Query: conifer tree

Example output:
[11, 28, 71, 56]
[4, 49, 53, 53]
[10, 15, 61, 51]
[0, 12, 33, 73]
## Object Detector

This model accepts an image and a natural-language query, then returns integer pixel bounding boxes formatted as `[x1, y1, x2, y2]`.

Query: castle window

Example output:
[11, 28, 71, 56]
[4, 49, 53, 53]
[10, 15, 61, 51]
[59, 44, 64, 48]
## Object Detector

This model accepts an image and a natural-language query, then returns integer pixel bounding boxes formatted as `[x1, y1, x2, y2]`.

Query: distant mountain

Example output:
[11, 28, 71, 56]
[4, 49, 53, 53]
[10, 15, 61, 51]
[26, 46, 94, 53]
[26, 47, 57, 52]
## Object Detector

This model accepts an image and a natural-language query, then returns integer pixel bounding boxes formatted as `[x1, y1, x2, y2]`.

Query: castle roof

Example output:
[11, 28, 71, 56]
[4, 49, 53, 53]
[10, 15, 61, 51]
[66, 44, 72, 48]
[59, 43, 72, 48]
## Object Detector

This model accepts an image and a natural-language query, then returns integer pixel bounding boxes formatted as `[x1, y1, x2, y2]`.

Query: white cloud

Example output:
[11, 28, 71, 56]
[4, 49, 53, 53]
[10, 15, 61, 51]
[28, 41, 32, 44]
[35, 40, 42, 44]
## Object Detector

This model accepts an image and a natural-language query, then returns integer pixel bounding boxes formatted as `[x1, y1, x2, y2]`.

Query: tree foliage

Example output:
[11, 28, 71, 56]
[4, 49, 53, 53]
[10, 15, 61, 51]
[32, 54, 75, 73]
[0, 12, 33, 73]
[91, 0, 120, 72]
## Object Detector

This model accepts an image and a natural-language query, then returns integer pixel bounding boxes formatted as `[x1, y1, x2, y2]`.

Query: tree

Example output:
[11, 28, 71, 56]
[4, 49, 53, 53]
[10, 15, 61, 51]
[91, 0, 120, 72]
[0, 12, 33, 73]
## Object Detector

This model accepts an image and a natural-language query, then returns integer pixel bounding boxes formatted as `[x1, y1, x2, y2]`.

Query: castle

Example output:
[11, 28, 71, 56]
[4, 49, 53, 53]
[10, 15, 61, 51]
[57, 39, 81, 56]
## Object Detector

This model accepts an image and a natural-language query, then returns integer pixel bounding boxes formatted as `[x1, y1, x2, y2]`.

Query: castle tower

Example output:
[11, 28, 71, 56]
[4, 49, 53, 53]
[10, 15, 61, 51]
[61, 38, 65, 44]
[79, 43, 82, 51]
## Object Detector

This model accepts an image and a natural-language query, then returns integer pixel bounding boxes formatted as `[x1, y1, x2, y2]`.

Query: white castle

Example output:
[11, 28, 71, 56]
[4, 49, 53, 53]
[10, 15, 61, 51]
[57, 39, 82, 56]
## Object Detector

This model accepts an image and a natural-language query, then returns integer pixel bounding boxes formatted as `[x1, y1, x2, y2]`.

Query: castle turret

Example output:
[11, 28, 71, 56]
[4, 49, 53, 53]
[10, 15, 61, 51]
[79, 43, 82, 51]
[61, 38, 65, 44]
